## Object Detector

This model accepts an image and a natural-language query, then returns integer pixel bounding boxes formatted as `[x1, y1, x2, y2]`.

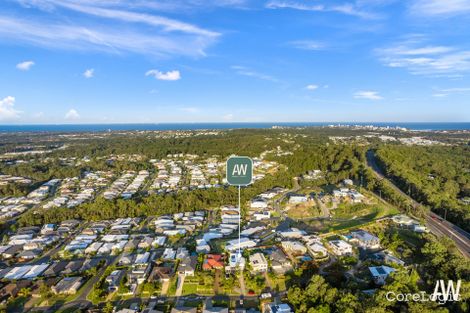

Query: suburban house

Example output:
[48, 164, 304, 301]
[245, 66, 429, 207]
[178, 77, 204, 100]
[148, 266, 173, 283]
[278, 228, 306, 239]
[263, 303, 293, 313]
[196, 239, 211, 253]
[1, 245, 22, 259]
[369, 266, 396, 285]
[129, 252, 152, 284]
[52, 277, 83, 295]
[40, 224, 55, 235]
[225, 238, 257, 252]
[176, 247, 190, 260]
[250, 198, 268, 209]
[178, 256, 197, 276]
[241, 226, 265, 237]
[0, 281, 32, 300]
[253, 211, 271, 221]
[162, 248, 176, 260]
[281, 241, 307, 255]
[392, 215, 427, 233]
[203, 254, 224, 271]
[306, 242, 328, 258]
[225, 253, 245, 274]
[373, 251, 405, 266]
[221, 207, 240, 224]
[269, 249, 292, 274]
[249, 252, 268, 273]
[106, 269, 124, 292]
[288, 194, 308, 204]
[18, 250, 40, 261]
[350, 230, 380, 249]
[349, 190, 365, 203]
[138, 237, 154, 249]
[328, 240, 353, 256]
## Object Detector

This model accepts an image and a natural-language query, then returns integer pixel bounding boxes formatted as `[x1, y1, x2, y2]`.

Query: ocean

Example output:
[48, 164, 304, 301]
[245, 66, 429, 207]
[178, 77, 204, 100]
[0, 122, 469, 133]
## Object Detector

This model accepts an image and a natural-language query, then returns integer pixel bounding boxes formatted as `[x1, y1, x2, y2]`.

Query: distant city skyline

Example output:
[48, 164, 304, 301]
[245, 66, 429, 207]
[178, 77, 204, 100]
[1, 0, 470, 123]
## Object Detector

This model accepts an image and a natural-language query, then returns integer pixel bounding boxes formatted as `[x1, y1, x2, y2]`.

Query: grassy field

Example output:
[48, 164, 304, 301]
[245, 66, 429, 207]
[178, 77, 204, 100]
[182, 273, 220, 296]
[287, 202, 321, 219]
[182, 283, 199, 295]
[300, 201, 399, 234]
[244, 273, 267, 294]
[270, 275, 287, 291]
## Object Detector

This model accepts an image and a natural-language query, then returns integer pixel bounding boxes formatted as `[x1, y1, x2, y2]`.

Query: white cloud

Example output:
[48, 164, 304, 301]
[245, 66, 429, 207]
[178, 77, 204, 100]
[266, 1, 380, 19]
[432, 87, 470, 97]
[223, 113, 234, 121]
[65, 108, 80, 120]
[145, 69, 181, 81]
[441, 87, 470, 93]
[33, 111, 44, 118]
[18, 0, 218, 37]
[306, 84, 319, 90]
[20, 0, 250, 13]
[83, 68, 94, 78]
[1, 1, 220, 58]
[410, 0, 470, 16]
[376, 37, 470, 76]
[231, 65, 279, 82]
[0, 16, 216, 58]
[288, 40, 326, 51]
[0, 96, 22, 120]
[16, 60, 35, 71]
[392, 46, 455, 55]
[354, 90, 383, 100]
[266, 0, 325, 11]
[179, 107, 199, 113]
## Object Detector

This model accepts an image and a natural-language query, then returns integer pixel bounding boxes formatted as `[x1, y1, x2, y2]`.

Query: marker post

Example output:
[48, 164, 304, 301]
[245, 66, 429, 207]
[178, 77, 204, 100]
[226, 156, 253, 263]
[238, 185, 241, 260]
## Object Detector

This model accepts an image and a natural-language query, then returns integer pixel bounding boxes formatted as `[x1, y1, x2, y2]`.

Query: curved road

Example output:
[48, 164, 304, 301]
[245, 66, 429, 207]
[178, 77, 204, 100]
[273, 177, 301, 219]
[366, 149, 470, 259]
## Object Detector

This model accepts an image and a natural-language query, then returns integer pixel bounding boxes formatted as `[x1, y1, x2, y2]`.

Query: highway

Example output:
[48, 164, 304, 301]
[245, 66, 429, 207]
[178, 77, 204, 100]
[366, 149, 470, 259]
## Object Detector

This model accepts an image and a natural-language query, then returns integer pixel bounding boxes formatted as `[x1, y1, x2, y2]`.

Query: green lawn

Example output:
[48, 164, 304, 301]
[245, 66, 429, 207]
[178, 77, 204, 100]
[395, 229, 422, 247]
[182, 272, 217, 295]
[332, 202, 398, 220]
[313, 203, 399, 233]
[270, 275, 287, 291]
[182, 283, 198, 295]
[243, 273, 267, 294]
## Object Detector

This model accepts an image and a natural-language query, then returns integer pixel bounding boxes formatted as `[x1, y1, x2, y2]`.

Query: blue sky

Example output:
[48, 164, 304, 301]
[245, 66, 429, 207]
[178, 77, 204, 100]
[1, 0, 470, 123]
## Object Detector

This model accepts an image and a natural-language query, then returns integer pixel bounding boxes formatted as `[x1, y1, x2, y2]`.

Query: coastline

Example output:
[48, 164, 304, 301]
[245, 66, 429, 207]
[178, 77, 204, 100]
[1, 122, 470, 133]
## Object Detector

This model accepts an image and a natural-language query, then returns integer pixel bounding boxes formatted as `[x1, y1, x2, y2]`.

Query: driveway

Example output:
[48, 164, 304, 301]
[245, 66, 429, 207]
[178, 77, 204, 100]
[175, 274, 185, 297]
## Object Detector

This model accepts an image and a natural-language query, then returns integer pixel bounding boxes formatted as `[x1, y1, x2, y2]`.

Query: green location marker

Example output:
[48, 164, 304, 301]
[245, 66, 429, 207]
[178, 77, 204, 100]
[226, 156, 253, 186]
